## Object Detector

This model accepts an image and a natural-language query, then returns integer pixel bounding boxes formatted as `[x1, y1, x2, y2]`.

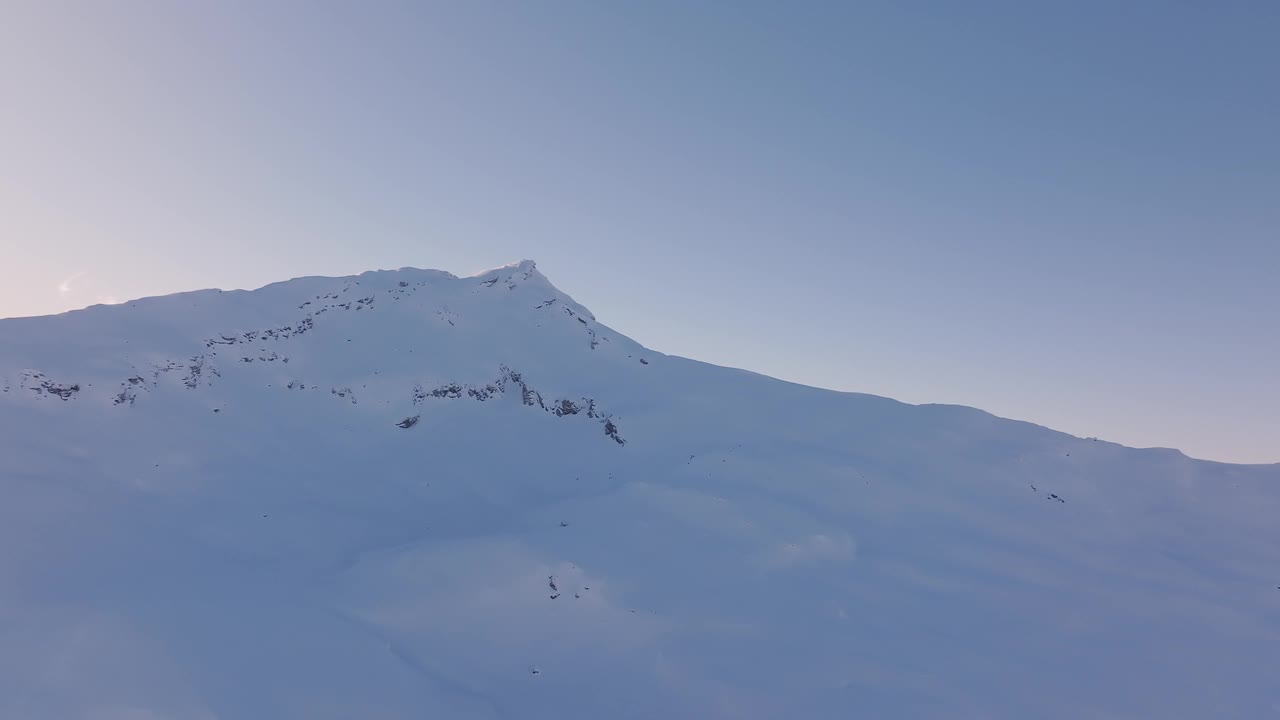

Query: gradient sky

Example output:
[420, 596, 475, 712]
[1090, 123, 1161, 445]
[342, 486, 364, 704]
[2, 1, 1277, 463]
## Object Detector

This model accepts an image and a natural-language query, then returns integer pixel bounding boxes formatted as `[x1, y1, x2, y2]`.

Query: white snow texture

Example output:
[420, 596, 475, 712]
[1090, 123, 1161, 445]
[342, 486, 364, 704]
[1, 260, 1277, 719]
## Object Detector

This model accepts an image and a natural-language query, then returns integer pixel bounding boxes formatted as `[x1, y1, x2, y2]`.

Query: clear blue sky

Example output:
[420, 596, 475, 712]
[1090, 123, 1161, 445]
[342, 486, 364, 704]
[2, 1, 1277, 462]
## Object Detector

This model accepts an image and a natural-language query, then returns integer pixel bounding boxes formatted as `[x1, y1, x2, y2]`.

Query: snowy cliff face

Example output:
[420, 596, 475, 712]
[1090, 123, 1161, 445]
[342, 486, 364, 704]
[1, 261, 1277, 720]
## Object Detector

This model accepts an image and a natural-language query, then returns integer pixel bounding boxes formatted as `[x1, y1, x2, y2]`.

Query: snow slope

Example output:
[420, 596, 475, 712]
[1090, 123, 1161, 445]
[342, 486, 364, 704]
[2, 260, 1277, 719]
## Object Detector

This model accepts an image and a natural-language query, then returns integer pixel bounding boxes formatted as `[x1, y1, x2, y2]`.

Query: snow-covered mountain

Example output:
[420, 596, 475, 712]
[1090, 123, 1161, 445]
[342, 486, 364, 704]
[2, 260, 1277, 719]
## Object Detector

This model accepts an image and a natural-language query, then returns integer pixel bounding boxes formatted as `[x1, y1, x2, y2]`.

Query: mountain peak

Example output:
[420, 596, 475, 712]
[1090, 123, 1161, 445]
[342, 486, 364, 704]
[2, 261, 1279, 719]
[474, 258, 539, 276]
[463, 259, 597, 321]
[471, 259, 542, 281]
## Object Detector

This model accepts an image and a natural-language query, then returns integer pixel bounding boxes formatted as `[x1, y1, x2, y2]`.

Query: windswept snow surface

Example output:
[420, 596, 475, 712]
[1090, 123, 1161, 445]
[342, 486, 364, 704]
[2, 260, 1277, 719]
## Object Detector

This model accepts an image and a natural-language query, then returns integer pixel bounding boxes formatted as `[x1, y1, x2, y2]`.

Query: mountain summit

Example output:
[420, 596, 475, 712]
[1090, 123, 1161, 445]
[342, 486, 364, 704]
[2, 263, 1277, 719]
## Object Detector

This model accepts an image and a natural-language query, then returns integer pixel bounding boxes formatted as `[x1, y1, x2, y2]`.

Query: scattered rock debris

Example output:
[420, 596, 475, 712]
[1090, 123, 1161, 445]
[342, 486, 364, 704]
[419, 367, 625, 445]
